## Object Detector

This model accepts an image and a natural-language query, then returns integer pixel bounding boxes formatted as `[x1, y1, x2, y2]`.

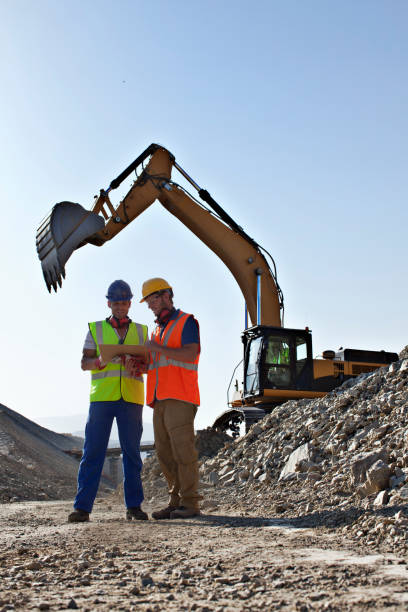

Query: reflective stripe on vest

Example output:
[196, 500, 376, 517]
[146, 310, 200, 407]
[89, 320, 148, 404]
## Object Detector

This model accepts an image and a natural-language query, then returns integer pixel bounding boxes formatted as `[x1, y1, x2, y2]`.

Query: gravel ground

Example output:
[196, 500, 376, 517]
[1, 498, 408, 611]
[2, 350, 408, 610]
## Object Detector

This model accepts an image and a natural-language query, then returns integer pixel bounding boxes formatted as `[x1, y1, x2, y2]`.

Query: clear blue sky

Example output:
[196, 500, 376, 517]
[1, 0, 407, 432]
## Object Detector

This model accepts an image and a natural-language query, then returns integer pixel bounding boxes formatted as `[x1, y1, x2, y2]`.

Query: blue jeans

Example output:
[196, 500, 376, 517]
[74, 399, 144, 513]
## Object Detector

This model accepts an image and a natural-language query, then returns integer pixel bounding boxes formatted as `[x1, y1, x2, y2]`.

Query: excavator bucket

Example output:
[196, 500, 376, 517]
[36, 201, 105, 292]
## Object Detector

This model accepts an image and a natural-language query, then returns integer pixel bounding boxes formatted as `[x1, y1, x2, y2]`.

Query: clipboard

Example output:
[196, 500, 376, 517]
[99, 344, 149, 364]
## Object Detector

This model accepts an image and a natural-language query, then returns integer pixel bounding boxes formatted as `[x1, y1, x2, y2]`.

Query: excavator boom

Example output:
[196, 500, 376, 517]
[36, 144, 283, 327]
[156, 183, 281, 326]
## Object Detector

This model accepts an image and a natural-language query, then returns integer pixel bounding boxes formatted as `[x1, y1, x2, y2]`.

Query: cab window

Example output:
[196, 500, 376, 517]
[265, 336, 291, 387]
[294, 335, 312, 387]
[296, 337, 307, 374]
[245, 336, 262, 394]
[265, 337, 290, 365]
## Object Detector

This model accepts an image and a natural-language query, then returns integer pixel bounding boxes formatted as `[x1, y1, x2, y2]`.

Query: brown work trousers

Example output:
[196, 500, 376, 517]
[152, 399, 202, 510]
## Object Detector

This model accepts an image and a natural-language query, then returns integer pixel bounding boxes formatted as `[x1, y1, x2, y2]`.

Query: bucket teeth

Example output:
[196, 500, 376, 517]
[36, 209, 65, 292]
[40, 248, 65, 293]
[43, 261, 65, 293]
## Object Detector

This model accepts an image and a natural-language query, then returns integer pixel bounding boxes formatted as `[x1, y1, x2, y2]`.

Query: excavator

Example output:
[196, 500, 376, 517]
[36, 144, 398, 436]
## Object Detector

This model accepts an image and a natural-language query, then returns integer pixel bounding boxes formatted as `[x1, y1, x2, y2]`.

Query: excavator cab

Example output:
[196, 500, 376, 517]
[212, 326, 316, 437]
[242, 326, 398, 404]
[243, 326, 314, 402]
[215, 325, 398, 437]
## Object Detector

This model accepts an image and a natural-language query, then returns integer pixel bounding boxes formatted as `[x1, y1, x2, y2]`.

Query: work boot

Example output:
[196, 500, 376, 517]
[68, 509, 90, 523]
[126, 506, 148, 521]
[151, 505, 178, 520]
[169, 506, 201, 519]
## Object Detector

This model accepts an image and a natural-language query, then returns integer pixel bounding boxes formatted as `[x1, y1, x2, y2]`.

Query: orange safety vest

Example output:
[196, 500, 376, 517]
[146, 310, 200, 407]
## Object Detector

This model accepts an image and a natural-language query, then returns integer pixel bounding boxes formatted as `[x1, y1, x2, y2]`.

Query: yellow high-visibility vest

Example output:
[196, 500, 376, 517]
[89, 320, 148, 404]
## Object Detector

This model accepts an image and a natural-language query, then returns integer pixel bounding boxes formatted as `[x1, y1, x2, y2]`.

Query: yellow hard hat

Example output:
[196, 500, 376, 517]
[140, 277, 173, 302]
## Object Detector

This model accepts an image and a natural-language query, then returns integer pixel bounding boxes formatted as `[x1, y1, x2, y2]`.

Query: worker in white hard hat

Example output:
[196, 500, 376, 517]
[130, 277, 202, 519]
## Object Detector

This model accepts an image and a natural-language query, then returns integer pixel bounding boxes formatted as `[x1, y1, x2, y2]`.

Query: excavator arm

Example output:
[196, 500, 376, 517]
[36, 144, 283, 327]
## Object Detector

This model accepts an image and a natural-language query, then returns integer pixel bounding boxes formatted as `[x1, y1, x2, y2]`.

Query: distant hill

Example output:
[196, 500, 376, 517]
[0, 403, 113, 503]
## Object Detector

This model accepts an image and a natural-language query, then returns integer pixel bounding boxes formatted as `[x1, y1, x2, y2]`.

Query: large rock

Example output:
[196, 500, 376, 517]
[279, 443, 313, 481]
[367, 459, 391, 491]
[373, 490, 389, 506]
[350, 450, 388, 486]
[398, 345, 408, 360]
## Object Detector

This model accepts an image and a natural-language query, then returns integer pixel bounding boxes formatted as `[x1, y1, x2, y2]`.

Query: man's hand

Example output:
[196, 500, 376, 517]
[94, 356, 106, 370]
[82, 349, 106, 371]
[123, 355, 149, 377]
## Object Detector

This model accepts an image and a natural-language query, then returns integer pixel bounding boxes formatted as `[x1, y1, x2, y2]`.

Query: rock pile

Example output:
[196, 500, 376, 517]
[201, 356, 408, 503]
[143, 348, 408, 555]
[0, 403, 111, 503]
[197, 351, 408, 552]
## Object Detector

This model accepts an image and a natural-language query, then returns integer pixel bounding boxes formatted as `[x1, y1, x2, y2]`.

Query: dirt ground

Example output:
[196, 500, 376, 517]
[1, 498, 408, 611]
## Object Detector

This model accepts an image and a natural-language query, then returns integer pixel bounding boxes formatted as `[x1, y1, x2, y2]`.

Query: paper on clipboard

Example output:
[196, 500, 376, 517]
[99, 344, 149, 364]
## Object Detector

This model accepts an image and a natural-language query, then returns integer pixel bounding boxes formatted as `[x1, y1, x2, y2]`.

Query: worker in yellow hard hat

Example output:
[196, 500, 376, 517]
[131, 277, 202, 519]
